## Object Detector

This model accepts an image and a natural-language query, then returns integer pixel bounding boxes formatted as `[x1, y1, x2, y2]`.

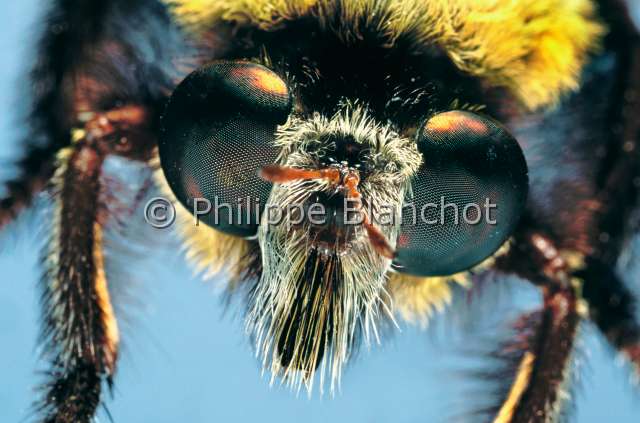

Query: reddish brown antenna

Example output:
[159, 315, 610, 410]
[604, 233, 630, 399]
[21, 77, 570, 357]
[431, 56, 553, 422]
[260, 165, 395, 259]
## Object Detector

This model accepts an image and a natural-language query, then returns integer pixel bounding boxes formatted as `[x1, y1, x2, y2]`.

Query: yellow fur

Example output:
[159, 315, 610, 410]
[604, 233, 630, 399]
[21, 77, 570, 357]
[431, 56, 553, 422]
[166, 0, 604, 109]
[387, 271, 470, 327]
[174, 199, 251, 285]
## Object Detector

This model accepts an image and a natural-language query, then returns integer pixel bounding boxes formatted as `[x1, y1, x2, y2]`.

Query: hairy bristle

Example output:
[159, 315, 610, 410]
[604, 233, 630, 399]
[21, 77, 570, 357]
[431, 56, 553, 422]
[246, 104, 414, 394]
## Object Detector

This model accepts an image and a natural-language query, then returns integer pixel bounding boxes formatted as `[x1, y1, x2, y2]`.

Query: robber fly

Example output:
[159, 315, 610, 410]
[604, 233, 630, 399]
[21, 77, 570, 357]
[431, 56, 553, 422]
[2, 0, 639, 422]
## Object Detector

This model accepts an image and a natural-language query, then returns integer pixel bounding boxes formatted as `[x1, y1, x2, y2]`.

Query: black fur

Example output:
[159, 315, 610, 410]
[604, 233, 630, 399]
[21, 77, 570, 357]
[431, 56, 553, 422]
[225, 13, 487, 130]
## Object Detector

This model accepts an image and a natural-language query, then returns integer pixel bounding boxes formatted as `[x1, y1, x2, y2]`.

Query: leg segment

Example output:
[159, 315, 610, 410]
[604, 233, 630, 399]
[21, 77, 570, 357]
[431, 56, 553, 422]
[24, 2, 185, 419]
[37, 104, 154, 422]
[38, 143, 117, 422]
[490, 216, 640, 421]
[490, 232, 582, 423]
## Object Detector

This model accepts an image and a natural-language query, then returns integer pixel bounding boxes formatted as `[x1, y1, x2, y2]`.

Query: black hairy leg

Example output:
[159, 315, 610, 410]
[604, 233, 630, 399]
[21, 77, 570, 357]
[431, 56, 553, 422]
[486, 223, 640, 422]
[484, 230, 581, 423]
[38, 140, 115, 422]
[13, 0, 188, 418]
[37, 105, 154, 422]
[480, 4, 640, 420]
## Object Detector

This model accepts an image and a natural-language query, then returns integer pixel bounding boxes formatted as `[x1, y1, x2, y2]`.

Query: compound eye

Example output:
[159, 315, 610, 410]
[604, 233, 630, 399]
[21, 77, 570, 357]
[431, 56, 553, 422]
[159, 61, 292, 237]
[393, 111, 528, 276]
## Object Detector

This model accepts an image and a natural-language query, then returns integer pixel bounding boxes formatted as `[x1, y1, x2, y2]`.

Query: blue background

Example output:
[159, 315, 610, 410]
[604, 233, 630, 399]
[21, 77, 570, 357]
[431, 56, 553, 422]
[1, 1, 639, 422]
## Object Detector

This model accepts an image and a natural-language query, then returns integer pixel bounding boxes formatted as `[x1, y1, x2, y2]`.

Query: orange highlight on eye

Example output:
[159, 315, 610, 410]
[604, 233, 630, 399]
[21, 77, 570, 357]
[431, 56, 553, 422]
[233, 67, 288, 96]
[459, 115, 489, 135]
[425, 111, 489, 136]
[425, 113, 459, 134]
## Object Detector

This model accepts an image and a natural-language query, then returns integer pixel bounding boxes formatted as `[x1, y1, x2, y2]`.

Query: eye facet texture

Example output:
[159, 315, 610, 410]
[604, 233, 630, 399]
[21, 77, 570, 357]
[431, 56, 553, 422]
[159, 61, 292, 236]
[394, 111, 528, 276]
